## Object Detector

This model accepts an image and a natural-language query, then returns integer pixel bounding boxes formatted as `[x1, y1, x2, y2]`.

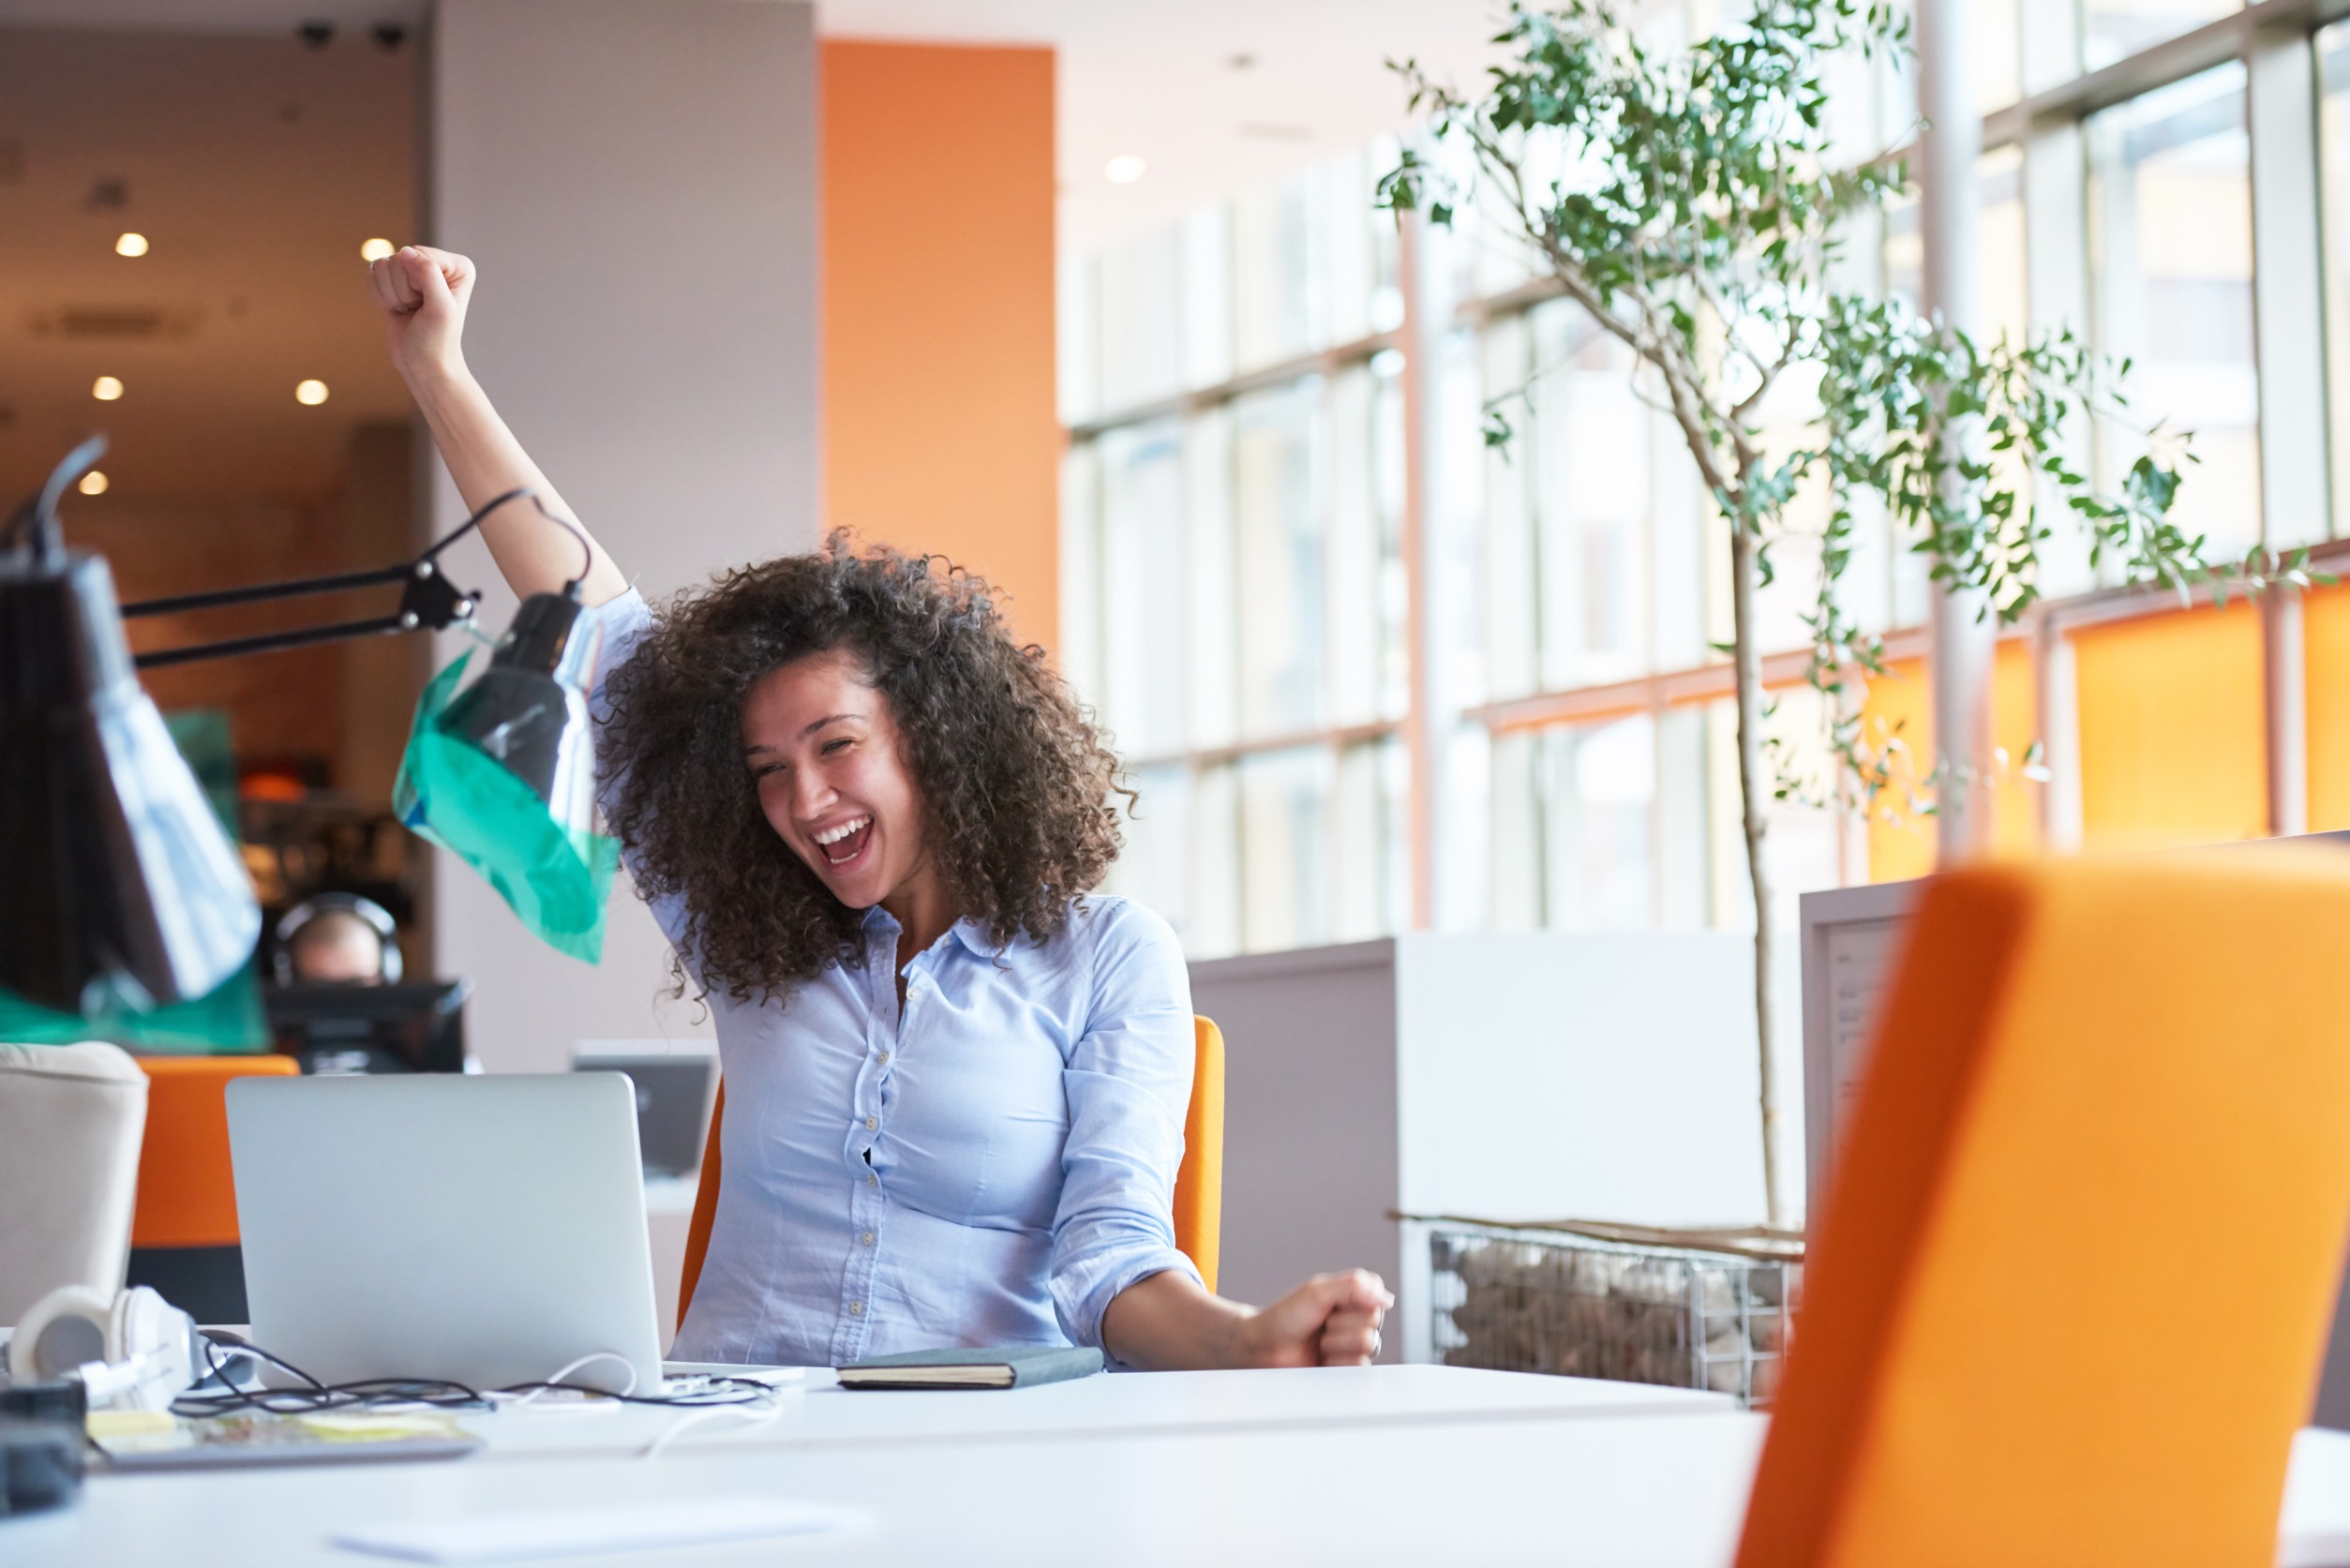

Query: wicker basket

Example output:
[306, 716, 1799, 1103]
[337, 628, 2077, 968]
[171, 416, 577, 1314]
[1427, 1219, 1798, 1408]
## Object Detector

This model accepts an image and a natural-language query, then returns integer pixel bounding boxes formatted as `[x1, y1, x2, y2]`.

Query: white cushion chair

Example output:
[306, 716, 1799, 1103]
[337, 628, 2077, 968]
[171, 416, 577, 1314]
[0, 1040, 149, 1330]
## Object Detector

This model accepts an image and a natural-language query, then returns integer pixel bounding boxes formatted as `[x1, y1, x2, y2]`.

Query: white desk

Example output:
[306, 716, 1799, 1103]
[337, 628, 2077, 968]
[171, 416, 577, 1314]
[465, 1363, 1729, 1461]
[6, 1369, 2347, 1567]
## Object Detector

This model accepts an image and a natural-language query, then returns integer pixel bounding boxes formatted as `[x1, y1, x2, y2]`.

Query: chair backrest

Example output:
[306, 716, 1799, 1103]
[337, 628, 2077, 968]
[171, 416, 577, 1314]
[0, 1040, 148, 1324]
[133, 1053, 301, 1250]
[1737, 857, 2350, 1568]
[1175, 1016, 1225, 1294]
[678, 1014, 1228, 1330]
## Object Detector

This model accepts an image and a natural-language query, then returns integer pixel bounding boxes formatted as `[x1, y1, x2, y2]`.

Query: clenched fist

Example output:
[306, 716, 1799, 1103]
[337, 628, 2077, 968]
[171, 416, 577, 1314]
[1234, 1269, 1394, 1367]
[367, 244, 475, 385]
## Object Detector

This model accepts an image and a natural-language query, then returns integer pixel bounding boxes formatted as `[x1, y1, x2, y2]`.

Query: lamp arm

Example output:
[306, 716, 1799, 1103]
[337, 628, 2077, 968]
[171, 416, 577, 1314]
[112, 487, 559, 670]
[128, 562, 477, 671]
[122, 560, 417, 619]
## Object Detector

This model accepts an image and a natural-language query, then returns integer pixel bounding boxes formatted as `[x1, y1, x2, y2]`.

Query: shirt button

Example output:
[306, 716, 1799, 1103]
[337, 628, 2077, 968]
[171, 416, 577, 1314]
[877, 1052, 891, 1065]
[848, 1301, 865, 1316]
[864, 1116, 878, 1130]
[861, 1231, 876, 1247]
[865, 1172, 878, 1186]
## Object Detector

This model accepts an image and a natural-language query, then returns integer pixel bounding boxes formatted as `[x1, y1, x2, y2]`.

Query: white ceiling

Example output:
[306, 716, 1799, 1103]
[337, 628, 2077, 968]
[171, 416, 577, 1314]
[0, 0, 1507, 256]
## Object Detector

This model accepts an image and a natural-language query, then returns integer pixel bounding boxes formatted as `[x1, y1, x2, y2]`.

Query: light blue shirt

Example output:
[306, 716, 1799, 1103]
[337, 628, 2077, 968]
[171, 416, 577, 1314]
[588, 590, 1201, 1366]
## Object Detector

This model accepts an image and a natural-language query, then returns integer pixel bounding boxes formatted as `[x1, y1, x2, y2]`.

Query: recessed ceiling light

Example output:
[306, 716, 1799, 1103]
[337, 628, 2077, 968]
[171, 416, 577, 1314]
[360, 237, 396, 262]
[114, 232, 149, 258]
[78, 470, 109, 496]
[92, 376, 125, 401]
[295, 379, 330, 406]
[1104, 155, 1146, 186]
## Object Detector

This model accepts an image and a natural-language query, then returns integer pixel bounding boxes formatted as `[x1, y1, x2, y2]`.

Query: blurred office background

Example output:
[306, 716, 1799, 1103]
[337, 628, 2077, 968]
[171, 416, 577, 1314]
[8, 0, 2350, 1310]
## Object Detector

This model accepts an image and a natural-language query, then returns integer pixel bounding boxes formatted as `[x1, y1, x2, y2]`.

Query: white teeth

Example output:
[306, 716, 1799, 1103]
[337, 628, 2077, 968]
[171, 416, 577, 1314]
[814, 816, 871, 846]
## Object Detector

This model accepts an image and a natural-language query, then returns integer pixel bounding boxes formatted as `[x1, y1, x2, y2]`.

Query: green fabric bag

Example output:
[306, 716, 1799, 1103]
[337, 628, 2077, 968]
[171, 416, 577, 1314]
[393, 650, 620, 964]
[0, 956, 269, 1052]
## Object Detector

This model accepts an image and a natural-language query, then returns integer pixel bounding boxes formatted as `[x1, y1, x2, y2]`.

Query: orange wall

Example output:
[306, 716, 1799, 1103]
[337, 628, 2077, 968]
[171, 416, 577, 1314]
[2072, 602, 2268, 848]
[821, 40, 1059, 646]
[1861, 643, 2042, 883]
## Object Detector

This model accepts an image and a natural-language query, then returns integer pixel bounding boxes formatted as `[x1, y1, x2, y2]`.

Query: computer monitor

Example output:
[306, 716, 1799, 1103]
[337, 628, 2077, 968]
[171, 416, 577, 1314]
[571, 1044, 716, 1177]
[264, 980, 470, 1076]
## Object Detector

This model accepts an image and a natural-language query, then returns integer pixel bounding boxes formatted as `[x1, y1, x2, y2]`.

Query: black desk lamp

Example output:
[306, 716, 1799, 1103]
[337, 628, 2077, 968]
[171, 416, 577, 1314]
[1, 436, 606, 1018]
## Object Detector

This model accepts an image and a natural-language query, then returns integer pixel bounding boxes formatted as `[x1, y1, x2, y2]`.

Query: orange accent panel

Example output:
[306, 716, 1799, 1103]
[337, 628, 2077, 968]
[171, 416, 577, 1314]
[2304, 584, 2350, 830]
[821, 40, 1059, 646]
[677, 1016, 1228, 1327]
[1860, 641, 2042, 883]
[2072, 602, 2267, 848]
[1175, 1017, 1225, 1294]
[131, 1054, 301, 1249]
[1737, 857, 2350, 1566]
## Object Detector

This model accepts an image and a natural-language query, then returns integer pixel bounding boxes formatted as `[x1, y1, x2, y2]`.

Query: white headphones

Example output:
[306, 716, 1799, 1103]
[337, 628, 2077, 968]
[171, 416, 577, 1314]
[8, 1285, 202, 1411]
[273, 892, 404, 984]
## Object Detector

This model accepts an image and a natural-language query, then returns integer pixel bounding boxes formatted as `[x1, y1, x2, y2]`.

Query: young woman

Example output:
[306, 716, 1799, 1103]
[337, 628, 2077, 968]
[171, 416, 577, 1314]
[369, 246, 1391, 1370]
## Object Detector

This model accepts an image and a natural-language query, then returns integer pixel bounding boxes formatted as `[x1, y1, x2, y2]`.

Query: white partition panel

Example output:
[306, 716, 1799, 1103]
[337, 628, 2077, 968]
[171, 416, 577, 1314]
[424, 0, 818, 1073]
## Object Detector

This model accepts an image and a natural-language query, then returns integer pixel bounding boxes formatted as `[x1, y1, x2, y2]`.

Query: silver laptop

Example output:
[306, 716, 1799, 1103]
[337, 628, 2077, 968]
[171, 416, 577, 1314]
[227, 1073, 664, 1396]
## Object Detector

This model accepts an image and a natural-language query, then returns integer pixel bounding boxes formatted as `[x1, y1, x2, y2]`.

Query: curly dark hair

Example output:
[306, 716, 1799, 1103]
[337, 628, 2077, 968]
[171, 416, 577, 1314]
[598, 535, 1127, 1004]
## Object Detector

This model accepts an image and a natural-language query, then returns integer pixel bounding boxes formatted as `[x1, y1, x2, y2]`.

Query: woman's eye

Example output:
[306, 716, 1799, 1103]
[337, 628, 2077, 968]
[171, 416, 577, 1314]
[821, 738, 852, 756]
[751, 761, 784, 781]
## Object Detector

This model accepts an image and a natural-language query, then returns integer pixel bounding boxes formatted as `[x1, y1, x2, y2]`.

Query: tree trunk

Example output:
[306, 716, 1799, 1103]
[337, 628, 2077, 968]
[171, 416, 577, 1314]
[1728, 514, 1783, 1229]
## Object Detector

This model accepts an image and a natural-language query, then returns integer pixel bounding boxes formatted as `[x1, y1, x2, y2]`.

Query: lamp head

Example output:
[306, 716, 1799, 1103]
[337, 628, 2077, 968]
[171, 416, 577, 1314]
[435, 588, 601, 832]
[0, 439, 262, 1013]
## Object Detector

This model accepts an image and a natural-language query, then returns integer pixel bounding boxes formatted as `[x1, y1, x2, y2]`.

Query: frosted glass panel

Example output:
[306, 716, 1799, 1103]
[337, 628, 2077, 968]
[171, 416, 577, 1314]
[2083, 0, 2239, 74]
[2088, 63, 2261, 560]
[1096, 421, 1189, 756]
[1239, 745, 1334, 951]
[1234, 379, 1329, 738]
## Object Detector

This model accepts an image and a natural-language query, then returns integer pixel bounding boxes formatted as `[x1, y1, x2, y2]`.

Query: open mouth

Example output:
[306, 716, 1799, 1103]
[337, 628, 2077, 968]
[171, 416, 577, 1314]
[812, 814, 873, 869]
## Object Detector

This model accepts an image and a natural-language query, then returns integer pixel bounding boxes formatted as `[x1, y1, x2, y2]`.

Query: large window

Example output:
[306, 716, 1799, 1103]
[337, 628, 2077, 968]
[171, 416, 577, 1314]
[2088, 63, 2261, 560]
[1066, 1, 2349, 958]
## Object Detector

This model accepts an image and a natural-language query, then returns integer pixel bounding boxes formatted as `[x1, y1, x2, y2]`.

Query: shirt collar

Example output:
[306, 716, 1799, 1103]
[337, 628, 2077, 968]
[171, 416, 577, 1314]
[858, 904, 995, 959]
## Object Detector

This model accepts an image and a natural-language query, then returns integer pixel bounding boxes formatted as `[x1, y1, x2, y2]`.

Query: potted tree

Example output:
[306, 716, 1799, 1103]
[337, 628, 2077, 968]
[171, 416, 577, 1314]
[1380, 0, 2305, 1229]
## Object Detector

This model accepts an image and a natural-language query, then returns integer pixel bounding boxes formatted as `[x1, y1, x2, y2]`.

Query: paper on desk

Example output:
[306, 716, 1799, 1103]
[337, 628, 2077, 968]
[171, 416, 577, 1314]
[332, 1496, 863, 1563]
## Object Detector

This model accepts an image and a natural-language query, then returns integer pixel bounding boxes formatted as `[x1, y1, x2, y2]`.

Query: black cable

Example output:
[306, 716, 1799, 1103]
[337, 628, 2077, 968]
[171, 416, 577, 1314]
[418, 485, 530, 565]
[421, 486, 597, 600]
[172, 1331, 776, 1418]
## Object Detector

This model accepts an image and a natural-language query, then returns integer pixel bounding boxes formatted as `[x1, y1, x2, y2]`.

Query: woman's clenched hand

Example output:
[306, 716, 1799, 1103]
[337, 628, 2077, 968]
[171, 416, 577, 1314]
[367, 245, 474, 385]
[1232, 1269, 1394, 1367]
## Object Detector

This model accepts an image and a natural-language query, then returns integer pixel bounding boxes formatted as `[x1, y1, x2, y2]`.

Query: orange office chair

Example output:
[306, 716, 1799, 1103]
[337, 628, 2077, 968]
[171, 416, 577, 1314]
[1738, 857, 2350, 1567]
[678, 1014, 1227, 1330]
[127, 1053, 301, 1322]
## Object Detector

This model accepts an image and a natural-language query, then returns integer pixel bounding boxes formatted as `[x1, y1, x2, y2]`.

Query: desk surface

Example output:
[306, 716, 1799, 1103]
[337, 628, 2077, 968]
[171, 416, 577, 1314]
[470, 1362, 1729, 1461]
[7, 1369, 2348, 1568]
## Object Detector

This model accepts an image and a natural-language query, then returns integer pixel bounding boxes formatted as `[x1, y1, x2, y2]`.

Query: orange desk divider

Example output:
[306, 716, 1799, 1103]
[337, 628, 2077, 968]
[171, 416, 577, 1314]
[131, 1053, 302, 1249]
[1738, 856, 2350, 1568]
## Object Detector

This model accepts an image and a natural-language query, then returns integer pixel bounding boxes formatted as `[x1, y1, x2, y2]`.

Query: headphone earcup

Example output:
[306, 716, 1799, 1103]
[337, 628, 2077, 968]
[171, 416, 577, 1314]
[381, 940, 403, 984]
[8, 1284, 115, 1383]
[109, 1287, 197, 1411]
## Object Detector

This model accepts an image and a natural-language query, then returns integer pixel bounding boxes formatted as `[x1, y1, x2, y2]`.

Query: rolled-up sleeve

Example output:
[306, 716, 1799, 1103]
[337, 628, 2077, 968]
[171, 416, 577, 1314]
[1047, 901, 1204, 1348]
[578, 587, 690, 947]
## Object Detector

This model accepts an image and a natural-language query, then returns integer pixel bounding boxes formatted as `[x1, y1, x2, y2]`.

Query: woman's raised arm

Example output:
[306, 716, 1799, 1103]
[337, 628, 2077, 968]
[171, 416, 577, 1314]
[368, 246, 631, 607]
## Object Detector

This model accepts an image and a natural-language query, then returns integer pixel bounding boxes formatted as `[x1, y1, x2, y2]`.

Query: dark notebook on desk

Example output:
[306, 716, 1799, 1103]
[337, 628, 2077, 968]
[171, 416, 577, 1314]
[836, 1345, 1102, 1390]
